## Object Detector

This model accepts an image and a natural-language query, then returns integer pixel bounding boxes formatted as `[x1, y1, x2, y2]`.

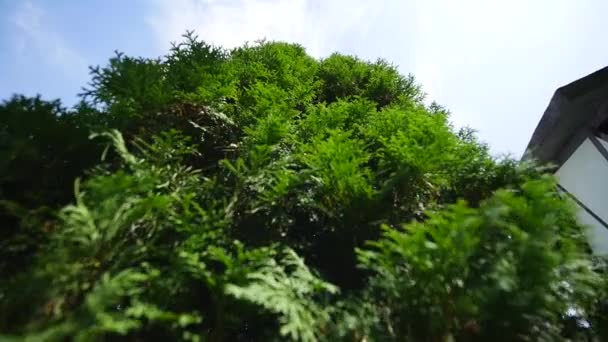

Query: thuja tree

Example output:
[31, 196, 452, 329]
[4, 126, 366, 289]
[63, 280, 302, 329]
[1, 32, 606, 341]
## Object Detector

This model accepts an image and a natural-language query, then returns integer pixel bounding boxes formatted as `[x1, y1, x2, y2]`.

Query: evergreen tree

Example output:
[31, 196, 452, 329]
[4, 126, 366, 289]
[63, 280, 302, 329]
[1, 32, 606, 341]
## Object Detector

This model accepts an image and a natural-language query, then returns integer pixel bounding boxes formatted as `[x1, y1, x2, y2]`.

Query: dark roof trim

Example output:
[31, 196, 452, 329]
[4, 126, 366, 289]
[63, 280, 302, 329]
[589, 134, 608, 163]
[524, 66, 608, 165]
[561, 66, 608, 100]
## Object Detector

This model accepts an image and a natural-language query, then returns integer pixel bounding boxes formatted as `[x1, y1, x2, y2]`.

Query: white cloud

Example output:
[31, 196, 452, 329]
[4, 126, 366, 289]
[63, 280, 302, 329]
[146, 0, 608, 156]
[146, 0, 381, 57]
[11, 1, 87, 73]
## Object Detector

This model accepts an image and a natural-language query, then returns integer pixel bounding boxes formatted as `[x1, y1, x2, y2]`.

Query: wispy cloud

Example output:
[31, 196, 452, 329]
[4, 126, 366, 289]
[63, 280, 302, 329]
[146, 0, 381, 58]
[10, 1, 87, 73]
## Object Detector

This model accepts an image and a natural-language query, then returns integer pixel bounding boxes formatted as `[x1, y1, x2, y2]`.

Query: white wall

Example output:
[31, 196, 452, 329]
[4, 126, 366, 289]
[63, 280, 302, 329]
[600, 136, 608, 152]
[556, 138, 608, 255]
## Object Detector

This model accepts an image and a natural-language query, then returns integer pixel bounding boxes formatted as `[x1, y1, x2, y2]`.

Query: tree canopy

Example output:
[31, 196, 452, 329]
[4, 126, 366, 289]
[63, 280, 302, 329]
[1, 32, 607, 341]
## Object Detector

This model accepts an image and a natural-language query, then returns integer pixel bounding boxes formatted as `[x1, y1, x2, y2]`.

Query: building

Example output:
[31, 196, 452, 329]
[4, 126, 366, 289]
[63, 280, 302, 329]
[525, 66, 608, 254]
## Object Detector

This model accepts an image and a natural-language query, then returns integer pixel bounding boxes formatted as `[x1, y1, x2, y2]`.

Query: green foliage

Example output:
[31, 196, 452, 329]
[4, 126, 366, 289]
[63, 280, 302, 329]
[226, 249, 338, 342]
[357, 176, 600, 341]
[1, 32, 606, 341]
[165, 31, 230, 97]
[231, 40, 318, 109]
[317, 54, 422, 108]
[299, 97, 376, 140]
[83, 53, 172, 117]
[299, 130, 373, 211]
[0, 96, 101, 276]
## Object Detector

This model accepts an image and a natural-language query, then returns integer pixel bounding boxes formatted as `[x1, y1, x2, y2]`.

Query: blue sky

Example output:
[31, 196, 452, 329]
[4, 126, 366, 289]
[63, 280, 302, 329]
[2, 0, 608, 156]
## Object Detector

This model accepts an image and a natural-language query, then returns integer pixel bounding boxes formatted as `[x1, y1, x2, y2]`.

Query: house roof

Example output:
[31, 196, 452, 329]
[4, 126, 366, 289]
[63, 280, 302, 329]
[524, 66, 608, 166]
